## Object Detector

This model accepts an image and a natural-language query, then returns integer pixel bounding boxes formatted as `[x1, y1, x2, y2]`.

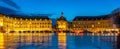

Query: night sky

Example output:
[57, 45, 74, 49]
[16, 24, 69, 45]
[0, 0, 120, 21]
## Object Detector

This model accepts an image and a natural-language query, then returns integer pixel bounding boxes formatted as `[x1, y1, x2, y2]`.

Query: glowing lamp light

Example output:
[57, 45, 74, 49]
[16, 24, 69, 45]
[92, 25, 94, 27]
[0, 23, 3, 26]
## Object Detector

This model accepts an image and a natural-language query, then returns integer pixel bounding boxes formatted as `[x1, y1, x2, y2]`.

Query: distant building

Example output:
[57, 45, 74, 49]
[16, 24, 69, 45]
[0, 13, 52, 33]
[56, 12, 68, 31]
[72, 8, 120, 33]
[0, 8, 120, 33]
[111, 8, 120, 28]
[72, 15, 114, 33]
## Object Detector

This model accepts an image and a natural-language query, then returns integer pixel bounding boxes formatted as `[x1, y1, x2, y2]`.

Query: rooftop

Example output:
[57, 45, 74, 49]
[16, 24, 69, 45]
[57, 12, 67, 21]
[112, 8, 120, 14]
[73, 15, 110, 21]
[6, 15, 50, 20]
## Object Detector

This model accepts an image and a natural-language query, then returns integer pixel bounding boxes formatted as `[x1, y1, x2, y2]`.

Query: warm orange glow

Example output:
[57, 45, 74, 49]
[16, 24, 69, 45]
[57, 21, 68, 31]
[58, 33, 67, 49]
[92, 25, 94, 27]
[0, 12, 120, 33]
[0, 23, 3, 26]
[0, 33, 4, 49]
[72, 19, 119, 33]
[0, 14, 52, 33]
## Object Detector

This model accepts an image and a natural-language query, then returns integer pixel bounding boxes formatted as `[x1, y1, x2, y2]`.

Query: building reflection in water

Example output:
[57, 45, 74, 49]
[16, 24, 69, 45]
[57, 32, 67, 49]
[0, 33, 53, 49]
[0, 32, 118, 49]
[117, 33, 120, 49]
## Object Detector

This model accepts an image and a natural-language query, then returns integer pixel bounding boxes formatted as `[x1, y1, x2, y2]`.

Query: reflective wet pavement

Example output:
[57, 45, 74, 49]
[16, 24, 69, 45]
[0, 32, 118, 49]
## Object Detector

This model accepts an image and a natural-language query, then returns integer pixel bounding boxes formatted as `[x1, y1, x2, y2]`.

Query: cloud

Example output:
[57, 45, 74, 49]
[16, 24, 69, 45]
[0, 6, 16, 14]
[1, 0, 20, 9]
[0, 6, 53, 16]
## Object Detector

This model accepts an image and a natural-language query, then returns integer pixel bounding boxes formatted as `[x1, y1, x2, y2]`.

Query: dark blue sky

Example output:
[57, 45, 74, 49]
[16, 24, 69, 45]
[0, 0, 120, 21]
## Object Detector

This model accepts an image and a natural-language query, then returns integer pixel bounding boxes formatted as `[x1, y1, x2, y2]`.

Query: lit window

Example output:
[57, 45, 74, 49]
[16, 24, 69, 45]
[20, 18, 22, 20]
[98, 22, 100, 24]
[92, 25, 94, 27]
[40, 19, 42, 20]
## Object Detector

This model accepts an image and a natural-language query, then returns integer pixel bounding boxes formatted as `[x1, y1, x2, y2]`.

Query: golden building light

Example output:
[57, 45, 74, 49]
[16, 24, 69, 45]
[0, 13, 52, 33]
[72, 11, 120, 33]
[56, 12, 68, 31]
[0, 8, 120, 33]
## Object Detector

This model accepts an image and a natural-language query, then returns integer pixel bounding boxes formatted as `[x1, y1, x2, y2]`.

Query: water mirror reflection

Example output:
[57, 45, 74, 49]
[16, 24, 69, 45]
[0, 32, 119, 49]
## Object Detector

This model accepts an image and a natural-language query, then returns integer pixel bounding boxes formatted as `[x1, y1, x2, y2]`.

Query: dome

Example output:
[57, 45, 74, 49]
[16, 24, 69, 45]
[57, 12, 67, 21]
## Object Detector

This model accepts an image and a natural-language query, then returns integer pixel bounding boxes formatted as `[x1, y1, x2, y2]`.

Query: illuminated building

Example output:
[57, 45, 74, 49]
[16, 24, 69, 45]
[72, 8, 120, 33]
[0, 33, 4, 49]
[0, 13, 52, 33]
[111, 8, 120, 28]
[0, 8, 120, 33]
[56, 12, 68, 31]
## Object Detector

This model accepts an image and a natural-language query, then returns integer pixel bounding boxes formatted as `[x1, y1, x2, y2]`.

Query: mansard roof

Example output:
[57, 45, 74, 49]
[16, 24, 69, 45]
[6, 15, 50, 20]
[57, 16, 67, 21]
[112, 8, 120, 14]
[73, 15, 110, 21]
